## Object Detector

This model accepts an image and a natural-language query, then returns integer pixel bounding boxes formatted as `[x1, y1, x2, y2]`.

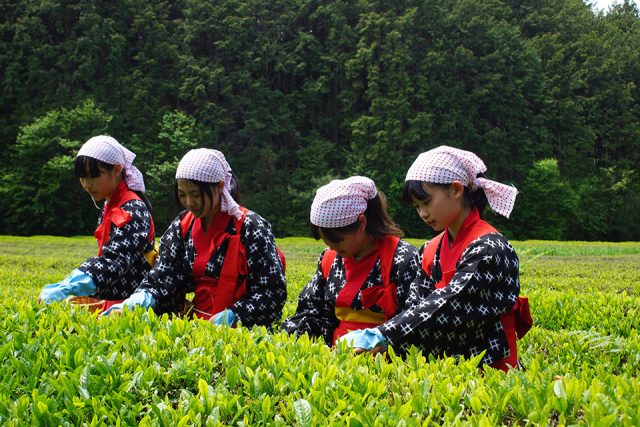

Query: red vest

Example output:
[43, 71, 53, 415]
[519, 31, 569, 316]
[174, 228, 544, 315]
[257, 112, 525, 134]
[94, 181, 155, 256]
[421, 209, 532, 371]
[180, 208, 249, 319]
[321, 235, 401, 345]
[179, 208, 287, 320]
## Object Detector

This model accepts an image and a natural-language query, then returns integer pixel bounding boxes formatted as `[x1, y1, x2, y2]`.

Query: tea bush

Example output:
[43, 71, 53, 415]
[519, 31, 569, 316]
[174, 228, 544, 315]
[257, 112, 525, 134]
[0, 236, 638, 425]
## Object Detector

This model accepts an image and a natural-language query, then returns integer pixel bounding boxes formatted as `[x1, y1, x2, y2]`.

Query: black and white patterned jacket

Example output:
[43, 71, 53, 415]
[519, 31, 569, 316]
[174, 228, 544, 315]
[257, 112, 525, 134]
[378, 233, 520, 366]
[282, 239, 419, 346]
[137, 209, 287, 326]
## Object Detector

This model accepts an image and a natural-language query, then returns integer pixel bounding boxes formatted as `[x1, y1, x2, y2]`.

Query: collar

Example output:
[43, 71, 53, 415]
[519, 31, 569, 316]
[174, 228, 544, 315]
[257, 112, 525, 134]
[198, 208, 231, 235]
[444, 208, 480, 247]
[106, 180, 132, 209]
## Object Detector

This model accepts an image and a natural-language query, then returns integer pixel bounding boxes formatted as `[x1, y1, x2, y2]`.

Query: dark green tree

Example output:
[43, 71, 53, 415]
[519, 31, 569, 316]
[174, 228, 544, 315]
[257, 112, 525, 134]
[511, 159, 578, 240]
[1, 0, 639, 240]
[0, 100, 111, 235]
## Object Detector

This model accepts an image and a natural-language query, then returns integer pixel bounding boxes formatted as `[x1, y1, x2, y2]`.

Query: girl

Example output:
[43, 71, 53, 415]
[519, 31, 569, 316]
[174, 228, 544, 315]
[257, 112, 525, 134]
[282, 176, 420, 346]
[105, 148, 287, 327]
[38, 135, 156, 311]
[340, 146, 531, 371]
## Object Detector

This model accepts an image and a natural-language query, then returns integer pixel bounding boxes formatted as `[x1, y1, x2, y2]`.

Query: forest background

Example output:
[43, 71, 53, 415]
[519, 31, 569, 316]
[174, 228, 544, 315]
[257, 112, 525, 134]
[1, 0, 639, 241]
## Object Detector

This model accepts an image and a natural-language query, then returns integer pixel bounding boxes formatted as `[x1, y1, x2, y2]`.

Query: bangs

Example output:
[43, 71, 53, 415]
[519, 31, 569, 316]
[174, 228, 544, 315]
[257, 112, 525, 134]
[310, 221, 359, 243]
[402, 180, 432, 204]
[74, 155, 112, 178]
[318, 227, 345, 243]
[174, 179, 215, 208]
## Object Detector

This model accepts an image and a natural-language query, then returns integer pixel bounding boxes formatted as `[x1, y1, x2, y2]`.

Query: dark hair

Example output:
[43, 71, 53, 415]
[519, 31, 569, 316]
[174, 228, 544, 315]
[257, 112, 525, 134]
[174, 171, 242, 209]
[74, 155, 153, 211]
[402, 175, 488, 217]
[310, 190, 403, 243]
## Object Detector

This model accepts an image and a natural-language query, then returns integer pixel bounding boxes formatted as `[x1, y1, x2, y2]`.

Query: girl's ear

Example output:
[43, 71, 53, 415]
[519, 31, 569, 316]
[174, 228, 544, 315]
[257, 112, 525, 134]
[218, 181, 225, 190]
[450, 180, 465, 200]
[357, 213, 368, 230]
[112, 163, 123, 175]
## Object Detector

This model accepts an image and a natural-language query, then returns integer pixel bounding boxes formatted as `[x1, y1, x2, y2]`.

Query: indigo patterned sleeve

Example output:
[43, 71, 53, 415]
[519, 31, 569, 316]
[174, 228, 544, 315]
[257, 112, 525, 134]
[402, 243, 436, 309]
[136, 214, 191, 311]
[392, 240, 420, 312]
[281, 249, 338, 346]
[230, 212, 287, 327]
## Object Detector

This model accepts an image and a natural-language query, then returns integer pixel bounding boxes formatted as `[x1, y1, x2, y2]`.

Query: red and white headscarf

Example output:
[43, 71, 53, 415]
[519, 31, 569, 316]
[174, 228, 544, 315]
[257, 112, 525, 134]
[175, 148, 242, 220]
[406, 145, 518, 218]
[77, 135, 145, 192]
[310, 176, 377, 228]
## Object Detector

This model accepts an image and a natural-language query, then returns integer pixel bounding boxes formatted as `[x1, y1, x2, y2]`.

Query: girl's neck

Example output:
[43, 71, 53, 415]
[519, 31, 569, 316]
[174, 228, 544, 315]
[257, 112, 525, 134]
[354, 235, 376, 261]
[105, 178, 125, 203]
[447, 207, 471, 242]
[201, 206, 220, 231]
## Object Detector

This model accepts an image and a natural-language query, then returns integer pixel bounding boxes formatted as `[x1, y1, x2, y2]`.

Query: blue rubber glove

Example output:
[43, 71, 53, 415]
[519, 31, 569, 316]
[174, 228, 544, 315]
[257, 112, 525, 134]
[39, 268, 97, 303]
[210, 309, 236, 326]
[338, 328, 389, 350]
[102, 290, 156, 316]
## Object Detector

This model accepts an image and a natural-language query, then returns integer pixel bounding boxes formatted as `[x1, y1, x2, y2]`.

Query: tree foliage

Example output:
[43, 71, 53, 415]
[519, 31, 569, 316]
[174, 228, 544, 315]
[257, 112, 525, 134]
[1, 0, 639, 240]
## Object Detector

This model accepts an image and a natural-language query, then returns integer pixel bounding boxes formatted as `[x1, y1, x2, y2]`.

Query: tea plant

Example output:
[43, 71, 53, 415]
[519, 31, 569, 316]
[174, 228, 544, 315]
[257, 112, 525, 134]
[0, 236, 639, 425]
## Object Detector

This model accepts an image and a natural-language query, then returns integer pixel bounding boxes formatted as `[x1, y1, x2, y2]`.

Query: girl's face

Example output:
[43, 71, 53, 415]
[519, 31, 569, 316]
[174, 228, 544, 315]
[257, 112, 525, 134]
[411, 182, 465, 232]
[79, 164, 122, 202]
[319, 215, 374, 259]
[176, 179, 223, 219]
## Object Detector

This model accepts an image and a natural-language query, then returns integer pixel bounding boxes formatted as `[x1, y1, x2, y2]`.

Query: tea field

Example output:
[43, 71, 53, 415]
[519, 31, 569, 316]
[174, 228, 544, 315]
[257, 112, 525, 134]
[0, 236, 639, 425]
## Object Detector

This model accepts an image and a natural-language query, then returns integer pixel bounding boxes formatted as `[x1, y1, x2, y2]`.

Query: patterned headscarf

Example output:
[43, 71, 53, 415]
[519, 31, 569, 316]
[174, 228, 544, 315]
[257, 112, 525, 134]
[406, 145, 517, 218]
[310, 176, 378, 228]
[77, 135, 145, 192]
[175, 148, 242, 220]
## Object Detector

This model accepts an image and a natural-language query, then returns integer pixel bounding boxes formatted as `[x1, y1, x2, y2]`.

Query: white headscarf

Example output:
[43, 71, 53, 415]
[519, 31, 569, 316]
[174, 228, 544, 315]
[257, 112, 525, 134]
[406, 145, 518, 218]
[77, 135, 146, 192]
[310, 176, 378, 228]
[175, 148, 242, 220]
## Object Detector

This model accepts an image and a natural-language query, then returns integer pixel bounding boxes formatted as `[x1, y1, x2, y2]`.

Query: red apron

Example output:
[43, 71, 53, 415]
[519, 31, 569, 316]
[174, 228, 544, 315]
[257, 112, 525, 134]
[181, 208, 249, 320]
[323, 236, 401, 345]
[421, 209, 532, 371]
[93, 181, 155, 311]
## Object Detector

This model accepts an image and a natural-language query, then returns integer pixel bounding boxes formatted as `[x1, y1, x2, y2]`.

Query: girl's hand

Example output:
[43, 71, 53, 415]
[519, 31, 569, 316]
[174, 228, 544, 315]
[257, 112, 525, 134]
[369, 345, 387, 355]
[354, 345, 386, 355]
